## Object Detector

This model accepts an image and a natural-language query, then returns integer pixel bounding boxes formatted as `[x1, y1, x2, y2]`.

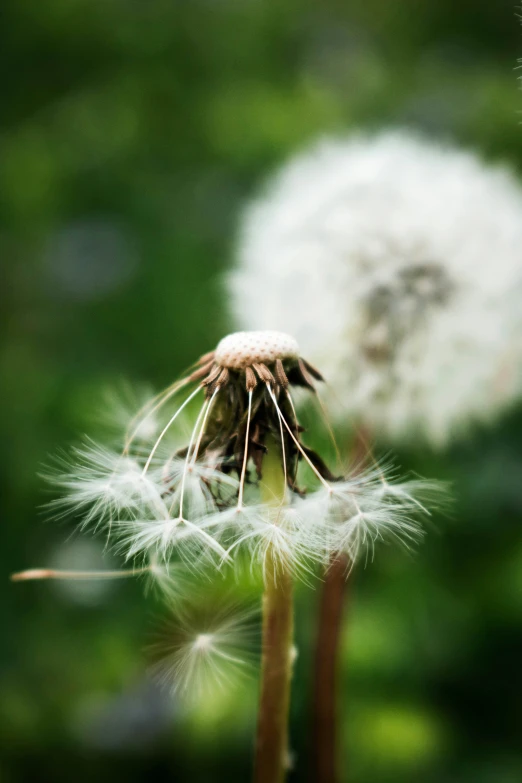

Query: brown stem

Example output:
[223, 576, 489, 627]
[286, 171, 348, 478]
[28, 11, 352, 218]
[310, 427, 370, 783]
[311, 552, 349, 783]
[254, 556, 294, 783]
[10, 567, 150, 581]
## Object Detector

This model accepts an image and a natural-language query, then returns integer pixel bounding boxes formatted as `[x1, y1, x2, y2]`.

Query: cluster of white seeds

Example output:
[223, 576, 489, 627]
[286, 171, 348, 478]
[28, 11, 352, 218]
[230, 131, 522, 444]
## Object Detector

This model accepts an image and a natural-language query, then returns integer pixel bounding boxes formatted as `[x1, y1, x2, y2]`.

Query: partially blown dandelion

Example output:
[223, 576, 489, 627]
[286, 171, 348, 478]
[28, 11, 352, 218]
[23, 330, 430, 579]
[13, 329, 440, 783]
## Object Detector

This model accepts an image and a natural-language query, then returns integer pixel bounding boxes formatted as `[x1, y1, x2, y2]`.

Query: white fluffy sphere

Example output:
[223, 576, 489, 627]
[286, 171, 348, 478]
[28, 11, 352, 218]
[229, 131, 522, 444]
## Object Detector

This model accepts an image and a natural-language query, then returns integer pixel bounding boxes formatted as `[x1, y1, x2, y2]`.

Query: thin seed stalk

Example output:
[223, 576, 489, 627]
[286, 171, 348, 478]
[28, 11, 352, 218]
[254, 438, 294, 783]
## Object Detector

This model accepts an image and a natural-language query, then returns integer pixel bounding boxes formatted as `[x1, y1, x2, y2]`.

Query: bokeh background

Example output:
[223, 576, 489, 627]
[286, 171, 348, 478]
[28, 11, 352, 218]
[2, 1, 522, 781]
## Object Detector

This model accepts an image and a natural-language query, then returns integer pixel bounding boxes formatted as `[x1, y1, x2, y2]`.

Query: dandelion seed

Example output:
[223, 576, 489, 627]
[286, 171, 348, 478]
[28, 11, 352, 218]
[46, 442, 163, 528]
[99, 384, 160, 443]
[149, 601, 259, 699]
[142, 556, 190, 604]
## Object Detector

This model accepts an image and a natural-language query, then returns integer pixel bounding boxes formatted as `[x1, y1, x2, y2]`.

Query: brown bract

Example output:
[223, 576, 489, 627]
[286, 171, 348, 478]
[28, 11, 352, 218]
[182, 343, 328, 494]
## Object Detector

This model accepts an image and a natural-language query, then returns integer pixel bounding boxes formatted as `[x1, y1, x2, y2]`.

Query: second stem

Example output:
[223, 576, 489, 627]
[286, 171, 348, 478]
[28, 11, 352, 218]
[310, 427, 369, 783]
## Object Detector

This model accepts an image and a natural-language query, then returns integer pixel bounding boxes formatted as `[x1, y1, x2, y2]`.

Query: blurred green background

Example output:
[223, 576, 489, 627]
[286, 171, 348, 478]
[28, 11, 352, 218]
[2, 1, 522, 781]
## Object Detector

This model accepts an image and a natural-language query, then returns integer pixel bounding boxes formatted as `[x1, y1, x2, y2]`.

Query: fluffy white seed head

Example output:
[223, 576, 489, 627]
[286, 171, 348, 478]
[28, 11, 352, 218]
[230, 131, 522, 444]
[40, 326, 445, 594]
[215, 330, 299, 370]
[47, 412, 442, 585]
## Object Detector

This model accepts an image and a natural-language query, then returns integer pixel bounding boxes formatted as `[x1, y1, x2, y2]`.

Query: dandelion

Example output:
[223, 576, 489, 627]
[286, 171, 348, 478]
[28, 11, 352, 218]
[230, 130, 522, 445]
[13, 329, 440, 782]
[228, 130, 522, 782]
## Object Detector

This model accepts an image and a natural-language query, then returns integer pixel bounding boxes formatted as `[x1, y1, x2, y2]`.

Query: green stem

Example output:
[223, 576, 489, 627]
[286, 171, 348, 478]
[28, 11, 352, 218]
[254, 439, 294, 783]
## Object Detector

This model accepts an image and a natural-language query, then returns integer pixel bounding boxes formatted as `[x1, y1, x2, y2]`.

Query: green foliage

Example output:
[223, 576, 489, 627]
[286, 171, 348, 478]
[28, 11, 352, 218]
[1, 1, 521, 781]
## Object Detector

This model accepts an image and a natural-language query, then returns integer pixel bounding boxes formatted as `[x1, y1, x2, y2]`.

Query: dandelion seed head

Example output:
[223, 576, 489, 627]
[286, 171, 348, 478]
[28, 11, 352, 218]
[230, 131, 522, 444]
[41, 326, 444, 590]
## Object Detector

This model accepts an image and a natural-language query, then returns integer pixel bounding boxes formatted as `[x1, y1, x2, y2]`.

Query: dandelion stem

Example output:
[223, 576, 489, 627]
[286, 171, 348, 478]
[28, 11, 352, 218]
[254, 436, 293, 783]
[310, 426, 369, 783]
[11, 566, 152, 582]
[310, 551, 349, 783]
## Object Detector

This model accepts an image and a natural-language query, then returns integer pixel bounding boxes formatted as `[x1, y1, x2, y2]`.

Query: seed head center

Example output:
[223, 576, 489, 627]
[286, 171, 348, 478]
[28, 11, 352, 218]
[194, 633, 213, 651]
[215, 330, 299, 370]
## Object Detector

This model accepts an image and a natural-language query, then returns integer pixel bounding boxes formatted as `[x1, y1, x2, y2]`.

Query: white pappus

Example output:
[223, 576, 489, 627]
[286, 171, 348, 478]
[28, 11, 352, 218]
[33, 331, 441, 588]
[230, 132, 522, 445]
